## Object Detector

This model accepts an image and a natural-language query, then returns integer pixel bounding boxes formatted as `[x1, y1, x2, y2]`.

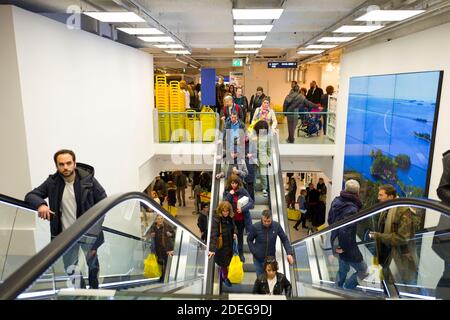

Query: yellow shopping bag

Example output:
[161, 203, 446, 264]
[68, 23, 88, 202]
[228, 255, 244, 284]
[143, 253, 162, 278]
[287, 208, 300, 221]
[163, 204, 177, 217]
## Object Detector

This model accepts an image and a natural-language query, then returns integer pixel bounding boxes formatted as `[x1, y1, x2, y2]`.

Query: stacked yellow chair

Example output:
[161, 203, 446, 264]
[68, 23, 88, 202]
[155, 76, 170, 142]
[169, 81, 186, 142]
[199, 106, 216, 142]
[273, 104, 285, 124]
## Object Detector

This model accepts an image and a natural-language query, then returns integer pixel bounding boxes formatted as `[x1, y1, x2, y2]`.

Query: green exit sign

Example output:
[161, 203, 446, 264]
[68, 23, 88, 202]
[232, 59, 243, 67]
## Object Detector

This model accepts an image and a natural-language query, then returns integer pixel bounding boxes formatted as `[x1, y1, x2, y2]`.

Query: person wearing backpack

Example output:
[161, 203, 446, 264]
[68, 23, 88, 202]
[369, 184, 419, 291]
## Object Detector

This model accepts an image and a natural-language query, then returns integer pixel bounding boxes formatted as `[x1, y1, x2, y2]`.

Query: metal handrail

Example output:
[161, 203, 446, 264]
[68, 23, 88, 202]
[0, 191, 206, 300]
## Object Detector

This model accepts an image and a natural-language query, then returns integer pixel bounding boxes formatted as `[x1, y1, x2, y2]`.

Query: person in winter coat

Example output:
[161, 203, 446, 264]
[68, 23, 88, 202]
[253, 257, 292, 297]
[234, 87, 249, 124]
[221, 94, 244, 123]
[25, 149, 107, 289]
[244, 133, 256, 201]
[434, 149, 450, 299]
[248, 210, 294, 277]
[197, 202, 209, 242]
[175, 171, 187, 207]
[283, 85, 317, 143]
[208, 201, 237, 287]
[251, 97, 278, 132]
[327, 179, 368, 290]
[286, 177, 297, 209]
[149, 215, 175, 282]
[251, 120, 272, 197]
[153, 175, 168, 205]
[249, 86, 266, 122]
[370, 184, 419, 291]
[320, 85, 334, 135]
[224, 175, 255, 262]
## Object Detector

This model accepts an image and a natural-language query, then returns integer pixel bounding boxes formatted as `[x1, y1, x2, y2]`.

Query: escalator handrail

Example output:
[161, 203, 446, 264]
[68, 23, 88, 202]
[0, 193, 35, 211]
[0, 191, 205, 300]
[204, 140, 222, 295]
[291, 197, 450, 247]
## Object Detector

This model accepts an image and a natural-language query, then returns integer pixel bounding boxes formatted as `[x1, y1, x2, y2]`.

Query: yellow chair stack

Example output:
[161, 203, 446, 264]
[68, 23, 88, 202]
[155, 75, 170, 142]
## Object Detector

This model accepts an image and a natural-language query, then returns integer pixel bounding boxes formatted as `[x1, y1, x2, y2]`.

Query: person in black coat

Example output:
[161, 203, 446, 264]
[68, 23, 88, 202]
[197, 202, 209, 242]
[25, 149, 107, 289]
[253, 257, 292, 297]
[327, 179, 368, 289]
[283, 85, 318, 143]
[249, 87, 266, 122]
[433, 149, 450, 299]
[306, 80, 324, 104]
[208, 201, 237, 287]
[149, 215, 175, 282]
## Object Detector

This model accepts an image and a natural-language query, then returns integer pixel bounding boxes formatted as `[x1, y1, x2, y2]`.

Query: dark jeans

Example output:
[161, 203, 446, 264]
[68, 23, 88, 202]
[287, 115, 298, 143]
[235, 220, 245, 257]
[244, 182, 255, 201]
[294, 210, 307, 228]
[322, 115, 327, 135]
[336, 259, 368, 290]
[254, 258, 264, 277]
[62, 240, 100, 289]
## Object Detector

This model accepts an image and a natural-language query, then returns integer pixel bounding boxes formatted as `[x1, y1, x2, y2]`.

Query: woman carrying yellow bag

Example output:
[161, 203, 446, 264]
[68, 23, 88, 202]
[228, 241, 244, 284]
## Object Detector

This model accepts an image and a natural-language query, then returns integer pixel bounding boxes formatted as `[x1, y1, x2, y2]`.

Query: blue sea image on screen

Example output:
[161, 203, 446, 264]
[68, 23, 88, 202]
[344, 71, 440, 196]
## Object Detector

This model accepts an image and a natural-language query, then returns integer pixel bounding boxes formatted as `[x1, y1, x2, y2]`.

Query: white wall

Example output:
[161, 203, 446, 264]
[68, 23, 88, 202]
[332, 21, 450, 204]
[0, 6, 32, 199]
[6, 5, 155, 197]
[331, 22, 450, 291]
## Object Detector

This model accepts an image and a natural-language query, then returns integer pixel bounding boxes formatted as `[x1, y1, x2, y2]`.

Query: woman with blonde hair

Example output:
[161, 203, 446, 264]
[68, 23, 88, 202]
[179, 80, 191, 110]
[251, 96, 278, 131]
[208, 201, 237, 287]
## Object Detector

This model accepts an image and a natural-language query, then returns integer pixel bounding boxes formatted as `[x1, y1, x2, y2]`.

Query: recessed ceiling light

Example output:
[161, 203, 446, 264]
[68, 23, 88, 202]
[235, 50, 259, 54]
[234, 44, 263, 48]
[232, 9, 284, 20]
[138, 36, 175, 42]
[355, 10, 425, 21]
[234, 36, 266, 41]
[83, 12, 145, 23]
[297, 50, 324, 54]
[165, 50, 191, 54]
[317, 37, 356, 42]
[333, 25, 384, 33]
[154, 44, 184, 49]
[233, 25, 273, 32]
[117, 28, 163, 35]
[306, 44, 338, 49]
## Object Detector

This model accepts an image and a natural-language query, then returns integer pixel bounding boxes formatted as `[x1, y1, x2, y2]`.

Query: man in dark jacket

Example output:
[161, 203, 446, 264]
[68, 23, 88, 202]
[327, 179, 368, 289]
[25, 149, 107, 289]
[247, 210, 294, 276]
[283, 85, 317, 143]
[306, 80, 324, 104]
[233, 87, 249, 124]
[249, 86, 265, 122]
[433, 149, 450, 299]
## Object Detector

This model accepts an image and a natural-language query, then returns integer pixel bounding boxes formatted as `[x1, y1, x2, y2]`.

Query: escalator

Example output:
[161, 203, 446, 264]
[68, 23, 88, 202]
[0, 192, 208, 300]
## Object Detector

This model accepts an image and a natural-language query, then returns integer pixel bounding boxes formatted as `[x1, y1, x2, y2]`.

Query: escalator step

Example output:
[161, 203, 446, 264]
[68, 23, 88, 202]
[243, 263, 256, 272]
[222, 283, 254, 294]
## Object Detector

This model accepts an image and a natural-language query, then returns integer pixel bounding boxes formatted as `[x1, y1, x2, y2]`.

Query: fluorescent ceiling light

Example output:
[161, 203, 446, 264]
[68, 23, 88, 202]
[297, 50, 324, 54]
[233, 25, 273, 32]
[306, 44, 337, 49]
[138, 36, 175, 42]
[355, 10, 425, 22]
[317, 37, 356, 42]
[165, 50, 191, 54]
[232, 9, 284, 20]
[333, 25, 384, 33]
[234, 36, 266, 41]
[117, 28, 163, 35]
[175, 58, 188, 65]
[234, 44, 262, 48]
[83, 12, 145, 23]
[235, 50, 259, 54]
[190, 65, 199, 69]
[154, 44, 184, 49]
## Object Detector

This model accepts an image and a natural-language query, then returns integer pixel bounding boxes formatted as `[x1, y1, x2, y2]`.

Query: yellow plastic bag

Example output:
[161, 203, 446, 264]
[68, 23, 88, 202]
[228, 255, 244, 284]
[287, 208, 300, 221]
[143, 253, 162, 278]
[163, 205, 177, 217]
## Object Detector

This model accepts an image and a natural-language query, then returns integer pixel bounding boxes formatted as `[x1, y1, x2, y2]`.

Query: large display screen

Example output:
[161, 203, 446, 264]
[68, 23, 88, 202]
[344, 71, 443, 207]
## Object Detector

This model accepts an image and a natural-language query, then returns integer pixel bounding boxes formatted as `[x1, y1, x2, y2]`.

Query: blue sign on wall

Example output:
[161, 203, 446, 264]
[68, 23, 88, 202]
[201, 68, 216, 106]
